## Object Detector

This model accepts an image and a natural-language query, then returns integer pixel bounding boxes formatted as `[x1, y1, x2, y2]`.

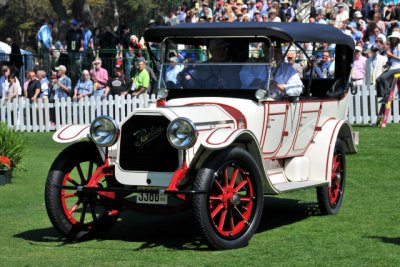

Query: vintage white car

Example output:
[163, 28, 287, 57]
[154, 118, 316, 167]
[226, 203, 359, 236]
[45, 23, 357, 250]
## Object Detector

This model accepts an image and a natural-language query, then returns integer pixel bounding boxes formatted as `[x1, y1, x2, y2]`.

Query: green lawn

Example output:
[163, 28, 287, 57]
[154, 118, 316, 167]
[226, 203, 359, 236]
[0, 125, 399, 266]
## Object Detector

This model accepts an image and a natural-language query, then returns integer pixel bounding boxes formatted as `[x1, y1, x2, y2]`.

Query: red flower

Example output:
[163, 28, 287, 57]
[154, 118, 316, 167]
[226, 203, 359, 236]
[0, 156, 11, 170]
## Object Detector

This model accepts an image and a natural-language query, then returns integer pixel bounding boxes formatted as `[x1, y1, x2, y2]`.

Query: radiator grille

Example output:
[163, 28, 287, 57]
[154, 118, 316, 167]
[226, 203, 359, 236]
[119, 115, 179, 172]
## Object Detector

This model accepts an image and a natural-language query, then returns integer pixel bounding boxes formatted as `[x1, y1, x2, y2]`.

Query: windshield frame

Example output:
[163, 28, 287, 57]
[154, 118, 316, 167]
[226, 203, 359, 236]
[158, 62, 273, 91]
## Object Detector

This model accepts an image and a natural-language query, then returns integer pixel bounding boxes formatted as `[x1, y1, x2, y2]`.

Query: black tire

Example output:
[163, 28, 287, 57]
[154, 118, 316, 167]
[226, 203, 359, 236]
[317, 139, 346, 215]
[193, 147, 264, 250]
[45, 141, 120, 241]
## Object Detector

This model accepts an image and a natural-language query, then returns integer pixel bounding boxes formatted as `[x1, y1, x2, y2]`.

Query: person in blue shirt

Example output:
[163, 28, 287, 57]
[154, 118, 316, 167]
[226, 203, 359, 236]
[73, 70, 93, 101]
[305, 51, 332, 78]
[36, 19, 55, 74]
[51, 65, 72, 100]
[81, 22, 93, 71]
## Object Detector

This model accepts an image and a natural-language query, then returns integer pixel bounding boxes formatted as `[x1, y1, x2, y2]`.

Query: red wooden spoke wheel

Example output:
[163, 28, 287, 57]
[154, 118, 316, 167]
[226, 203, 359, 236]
[317, 139, 346, 215]
[193, 147, 264, 250]
[60, 162, 110, 228]
[209, 163, 254, 237]
[328, 154, 342, 206]
[45, 142, 120, 240]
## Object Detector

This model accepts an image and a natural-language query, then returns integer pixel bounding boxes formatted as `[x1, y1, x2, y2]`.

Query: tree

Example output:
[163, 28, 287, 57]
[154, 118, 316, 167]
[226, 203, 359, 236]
[0, 0, 174, 50]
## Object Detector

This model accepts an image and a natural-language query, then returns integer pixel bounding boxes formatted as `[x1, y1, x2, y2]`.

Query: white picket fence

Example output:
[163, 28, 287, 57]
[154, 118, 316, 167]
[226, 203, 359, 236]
[0, 85, 398, 132]
[0, 94, 155, 132]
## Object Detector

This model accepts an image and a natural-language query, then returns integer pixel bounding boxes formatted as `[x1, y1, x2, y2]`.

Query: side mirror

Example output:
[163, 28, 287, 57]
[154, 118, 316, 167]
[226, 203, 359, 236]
[255, 89, 268, 101]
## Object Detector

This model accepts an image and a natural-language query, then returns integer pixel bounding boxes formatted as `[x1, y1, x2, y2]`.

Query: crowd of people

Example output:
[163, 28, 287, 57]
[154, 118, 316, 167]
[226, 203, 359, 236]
[2, 0, 400, 103]
[162, 0, 400, 101]
[0, 57, 156, 104]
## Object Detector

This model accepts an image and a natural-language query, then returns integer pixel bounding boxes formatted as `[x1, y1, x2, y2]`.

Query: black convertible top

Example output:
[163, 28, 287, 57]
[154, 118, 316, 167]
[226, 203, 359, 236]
[143, 22, 355, 49]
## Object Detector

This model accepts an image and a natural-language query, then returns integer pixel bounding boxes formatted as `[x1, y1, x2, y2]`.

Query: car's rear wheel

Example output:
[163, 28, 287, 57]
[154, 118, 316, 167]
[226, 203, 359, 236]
[317, 139, 346, 215]
[193, 147, 264, 250]
[45, 142, 120, 240]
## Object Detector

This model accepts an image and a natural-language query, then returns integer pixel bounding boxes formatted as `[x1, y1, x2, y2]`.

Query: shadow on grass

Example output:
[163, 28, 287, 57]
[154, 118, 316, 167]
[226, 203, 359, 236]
[368, 236, 400, 245]
[14, 196, 319, 250]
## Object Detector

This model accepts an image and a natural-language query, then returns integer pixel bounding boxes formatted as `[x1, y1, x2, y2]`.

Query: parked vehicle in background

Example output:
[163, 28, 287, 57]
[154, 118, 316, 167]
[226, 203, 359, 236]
[45, 22, 357, 250]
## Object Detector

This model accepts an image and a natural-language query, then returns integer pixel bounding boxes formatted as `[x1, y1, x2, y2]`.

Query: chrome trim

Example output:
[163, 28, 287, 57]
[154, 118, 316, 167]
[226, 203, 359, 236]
[194, 120, 235, 127]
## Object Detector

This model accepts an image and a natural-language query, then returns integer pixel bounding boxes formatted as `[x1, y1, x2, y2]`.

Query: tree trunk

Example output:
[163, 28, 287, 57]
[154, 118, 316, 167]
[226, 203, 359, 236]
[49, 0, 68, 21]
[110, 0, 119, 31]
[70, 0, 93, 24]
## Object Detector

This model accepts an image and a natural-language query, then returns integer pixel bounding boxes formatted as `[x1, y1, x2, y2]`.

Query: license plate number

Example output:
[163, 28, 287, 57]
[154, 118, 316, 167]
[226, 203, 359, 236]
[136, 193, 168, 205]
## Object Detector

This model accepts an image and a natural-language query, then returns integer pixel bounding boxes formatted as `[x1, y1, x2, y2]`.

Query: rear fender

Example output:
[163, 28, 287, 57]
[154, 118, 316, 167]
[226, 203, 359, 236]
[306, 119, 356, 184]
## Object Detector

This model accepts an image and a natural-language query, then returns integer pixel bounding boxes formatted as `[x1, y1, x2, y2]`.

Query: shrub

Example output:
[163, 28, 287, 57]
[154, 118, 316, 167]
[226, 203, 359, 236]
[0, 122, 26, 170]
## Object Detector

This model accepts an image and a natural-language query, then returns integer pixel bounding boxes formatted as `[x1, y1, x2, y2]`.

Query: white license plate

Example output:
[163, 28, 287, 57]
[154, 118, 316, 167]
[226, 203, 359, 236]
[136, 192, 168, 205]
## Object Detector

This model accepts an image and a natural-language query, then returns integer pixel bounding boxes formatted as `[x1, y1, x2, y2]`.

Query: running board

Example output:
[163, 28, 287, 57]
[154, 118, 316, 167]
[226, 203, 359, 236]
[274, 180, 329, 193]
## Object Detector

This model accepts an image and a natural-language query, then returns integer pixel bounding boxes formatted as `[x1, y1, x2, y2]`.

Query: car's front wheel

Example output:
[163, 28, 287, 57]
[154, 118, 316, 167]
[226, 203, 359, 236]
[317, 139, 346, 215]
[45, 142, 120, 240]
[193, 147, 264, 250]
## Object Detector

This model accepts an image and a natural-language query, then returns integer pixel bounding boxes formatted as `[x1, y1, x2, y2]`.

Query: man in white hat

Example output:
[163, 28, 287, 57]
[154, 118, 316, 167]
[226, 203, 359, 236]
[352, 11, 365, 26]
[334, 3, 349, 28]
[376, 31, 400, 102]
[52, 65, 72, 99]
[281, 0, 295, 22]
[268, 8, 281, 22]
[352, 46, 367, 86]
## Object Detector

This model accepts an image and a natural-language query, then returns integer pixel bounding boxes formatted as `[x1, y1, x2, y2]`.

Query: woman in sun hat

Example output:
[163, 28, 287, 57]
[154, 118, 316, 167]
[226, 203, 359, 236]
[375, 31, 400, 101]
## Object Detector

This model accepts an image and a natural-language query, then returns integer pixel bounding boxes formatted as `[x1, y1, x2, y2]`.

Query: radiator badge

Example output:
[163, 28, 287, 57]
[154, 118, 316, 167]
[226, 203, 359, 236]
[133, 126, 164, 148]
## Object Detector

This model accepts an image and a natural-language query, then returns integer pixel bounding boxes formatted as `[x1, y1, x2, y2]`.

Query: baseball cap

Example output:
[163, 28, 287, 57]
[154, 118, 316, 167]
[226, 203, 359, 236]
[55, 65, 67, 72]
[354, 11, 362, 18]
[371, 44, 379, 51]
[355, 46, 362, 52]
[354, 1, 362, 8]
[71, 19, 79, 27]
[217, 0, 223, 5]
[338, 3, 344, 8]
[241, 4, 248, 9]
[377, 33, 387, 43]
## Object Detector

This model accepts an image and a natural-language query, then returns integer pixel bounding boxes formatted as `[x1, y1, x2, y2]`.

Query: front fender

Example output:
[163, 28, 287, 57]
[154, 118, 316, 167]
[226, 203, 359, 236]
[196, 128, 278, 195]
[200, 128, 251, 149]
[53, 124, 91, 143]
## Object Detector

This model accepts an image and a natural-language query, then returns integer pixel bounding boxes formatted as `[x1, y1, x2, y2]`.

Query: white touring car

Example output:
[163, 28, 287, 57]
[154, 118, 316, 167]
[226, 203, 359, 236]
[45, 22, 357, 250]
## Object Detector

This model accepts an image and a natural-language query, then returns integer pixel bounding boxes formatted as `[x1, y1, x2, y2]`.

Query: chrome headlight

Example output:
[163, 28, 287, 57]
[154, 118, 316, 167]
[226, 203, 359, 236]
[167, 118, 197, 149]
[90, 116, 119, 147]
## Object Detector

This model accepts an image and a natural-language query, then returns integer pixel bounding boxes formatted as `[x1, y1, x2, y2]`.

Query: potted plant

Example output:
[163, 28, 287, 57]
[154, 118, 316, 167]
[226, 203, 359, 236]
[0, 122, 26, 185]
[0, 155, 12, 185]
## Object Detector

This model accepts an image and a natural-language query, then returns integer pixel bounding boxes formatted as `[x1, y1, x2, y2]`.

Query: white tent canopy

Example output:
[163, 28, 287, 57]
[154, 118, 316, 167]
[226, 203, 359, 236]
[0, 41, 12, 54]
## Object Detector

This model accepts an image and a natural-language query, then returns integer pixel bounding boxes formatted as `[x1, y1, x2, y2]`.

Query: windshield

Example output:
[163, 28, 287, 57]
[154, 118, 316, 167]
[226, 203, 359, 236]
[158, 63, 272, 90]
